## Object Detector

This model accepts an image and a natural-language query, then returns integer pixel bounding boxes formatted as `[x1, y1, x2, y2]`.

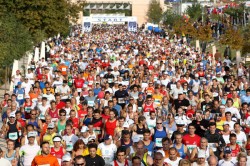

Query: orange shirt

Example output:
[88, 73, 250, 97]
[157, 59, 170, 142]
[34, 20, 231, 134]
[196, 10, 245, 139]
[31, 154, 59, 166]
[58, 65, 68, 76]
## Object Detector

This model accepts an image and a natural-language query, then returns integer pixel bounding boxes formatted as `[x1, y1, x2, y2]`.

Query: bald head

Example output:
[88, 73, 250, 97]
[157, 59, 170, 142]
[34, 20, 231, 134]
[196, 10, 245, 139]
[208, 156, 218, 166]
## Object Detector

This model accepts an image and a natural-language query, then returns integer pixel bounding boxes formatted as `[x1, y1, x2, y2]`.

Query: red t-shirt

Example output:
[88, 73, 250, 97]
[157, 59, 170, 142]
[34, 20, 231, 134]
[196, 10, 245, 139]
[56, 102, 65, 110]
[182, 134, 201, 147]
[74, 78, 85, 89]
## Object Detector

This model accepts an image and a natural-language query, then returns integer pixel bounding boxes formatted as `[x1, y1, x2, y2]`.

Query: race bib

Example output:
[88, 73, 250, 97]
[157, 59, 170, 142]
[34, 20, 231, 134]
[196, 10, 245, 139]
[213, 92, 218, 97]
[138, 134, 143, 140]
[77, 88, 82, 92]
[38, 164, 50, 166]
[25, 107, 31, 113]
[138, 107, 142, 112]
[208, 143, 217, 152]
[89, 81, 93, 85]
[118, 98, 125, 103]
[170, 84, 176, 90]
[108, 78, 113, 83]
[187, 145, 196, 153]
[51, 118, 58, 123]
[62, 68, 66, 72]
[94, 128, 101, 134]
[155, 138, 163, 147]
[66, 142, 73, 150]
[17, 94, 24, 100]
[9, 132, 18, 140]
[154, 99, 161, 105]
[237, 141, 243, 147]
[88, 100, 95, 107]
[39, 114, 45, 120]
[123, 81, 129, 86]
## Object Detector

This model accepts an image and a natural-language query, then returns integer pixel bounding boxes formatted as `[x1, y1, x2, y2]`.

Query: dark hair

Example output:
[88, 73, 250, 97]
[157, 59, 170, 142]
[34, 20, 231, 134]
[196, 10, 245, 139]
[162, 137, 171, 143]
[88, 143, 97, 150]
[234, 123, 241, 128]
[59, 109, 66, 114]
[73, 139, 85, 151]
[225, 111, 231, 115]
[116, 146, 126, 155]
[132, 156, 141, 163]
[188, 123, 196, 129]
[209, 122, 216, 127]
[144, 129, 151, 134]
[26, 124, 35, 129]
[229, 133, 237, 139]
[74, 155, 85, 162]
[40, 141, 50, 148]
[138, 116, 146, 123]
[93, 109, 101, 114]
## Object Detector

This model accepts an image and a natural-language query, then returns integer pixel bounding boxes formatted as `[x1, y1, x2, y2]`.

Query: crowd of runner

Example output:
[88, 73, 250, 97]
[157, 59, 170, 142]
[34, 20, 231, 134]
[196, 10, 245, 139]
[0, 24, 250, 166]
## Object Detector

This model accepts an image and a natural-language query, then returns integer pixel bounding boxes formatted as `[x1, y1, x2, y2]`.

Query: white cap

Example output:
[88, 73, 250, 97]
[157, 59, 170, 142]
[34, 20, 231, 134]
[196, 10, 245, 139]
[83, 84, 87, 88]
[9, 112, 16, 118]
[100, 74, 104, 77]
[195, 74, 199, 77]
[217, 63, 220, 66]
[217, 72, 221, 75]
[202, 78, 206, 82]
[27, 131, 37, 138]
[62, 154, 71, 162]
[81, 126, 89, 133]
[223, 121, 230, 126]
[156, 150, 165, 157]
[197, 150, 206, 158]
[25, 95, 30, 99]
[132, 135, 140, 143]
[176, 119, 185, 125]
[53, 136, 62, 142]
[48, 123, 55, 129]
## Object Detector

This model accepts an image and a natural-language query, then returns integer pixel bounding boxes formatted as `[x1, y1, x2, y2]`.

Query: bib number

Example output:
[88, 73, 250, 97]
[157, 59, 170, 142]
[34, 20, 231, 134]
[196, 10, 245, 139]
[17, 94, 24, 100]
[155, 138, 163, 147]
[9, 132, 18, 140]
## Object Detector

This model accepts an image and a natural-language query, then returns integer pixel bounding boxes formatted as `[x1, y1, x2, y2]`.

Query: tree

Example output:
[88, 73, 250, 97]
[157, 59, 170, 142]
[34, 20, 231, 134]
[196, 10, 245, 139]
[0, 13, 33, 66]
[242, 24, 250, 55]
[220, 26, 243, 50]
[185, 3, 202, 21]
[162, 10, 182, 28]
[147, 0, 163, 24]
[0, 0, 85, 44]
[196, 24, 212, 42]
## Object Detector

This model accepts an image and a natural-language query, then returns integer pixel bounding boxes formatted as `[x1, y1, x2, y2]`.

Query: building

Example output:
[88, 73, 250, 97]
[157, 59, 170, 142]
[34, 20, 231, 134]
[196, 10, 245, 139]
[72, 0, 165, 25]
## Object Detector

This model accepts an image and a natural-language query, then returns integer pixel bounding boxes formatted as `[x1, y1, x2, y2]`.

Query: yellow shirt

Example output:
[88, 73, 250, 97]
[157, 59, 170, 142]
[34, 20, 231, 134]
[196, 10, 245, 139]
[82, 148, 102, 156]
[43, 133, 56, 146]
[153, 94, 163, 107]
[216, 120, 225, 131]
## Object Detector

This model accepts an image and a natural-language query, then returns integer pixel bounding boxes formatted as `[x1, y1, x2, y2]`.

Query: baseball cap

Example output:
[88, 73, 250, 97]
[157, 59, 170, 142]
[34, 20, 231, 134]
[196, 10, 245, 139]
[27, 131, 37, 138]
[81, 126, 89, 133]
[223, 121, 230, 126]
[47, 123, 55, 129]
[195, 74, 199, 77]
[62, 154, 71, 162]
[176, 120, 185, 126]
[138, 92, 144, 95]
[132, 135, 140, 143]
[53, 136, 62, 142]
[104, 135, 112, 141]
[9, 112, 16, 118]
[25, 95, 30, 99]
[224, 146, 232, 154]
[17, 82, 22, 85]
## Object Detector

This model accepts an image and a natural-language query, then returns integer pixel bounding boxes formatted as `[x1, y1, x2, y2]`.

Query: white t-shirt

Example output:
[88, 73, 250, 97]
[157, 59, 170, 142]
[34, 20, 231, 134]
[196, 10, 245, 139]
[234, 131, 247, 147]
[218, 158, 237, 166]
[164, 157, 182, 166]
[111, 160, 132, 166]
[225, 107, 241, 119]
[98, 143, 117, 164]
[19, 144, 40, 166]
[0, 158, 11, 166]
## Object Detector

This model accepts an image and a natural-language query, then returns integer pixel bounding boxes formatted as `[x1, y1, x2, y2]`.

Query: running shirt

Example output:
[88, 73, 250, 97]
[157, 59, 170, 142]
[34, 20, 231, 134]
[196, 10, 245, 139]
[19, 144, 40, 166]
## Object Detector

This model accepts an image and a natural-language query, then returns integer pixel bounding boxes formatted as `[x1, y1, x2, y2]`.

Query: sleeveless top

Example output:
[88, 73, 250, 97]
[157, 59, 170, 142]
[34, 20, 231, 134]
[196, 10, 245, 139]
[144, 141, 154, 156]
[28, 118, 39, 129]
[57, 120, 66, 133]
[136, 124, 146, 135]
[50, 147, 64, 159]
[233, 98, 240, 109]
[153, 127, 167, 146]
[105, 119, 117, 136]
[132, 152, 148, 166]
[227, 143, 240, 158]
[197, 147, 210, 160]
[4, 150, 16, 162]
[173, 144, 186, 159]
[121, 139, 133, 149]
[7, 121, 19, 141]
[143, 103, 155, 113]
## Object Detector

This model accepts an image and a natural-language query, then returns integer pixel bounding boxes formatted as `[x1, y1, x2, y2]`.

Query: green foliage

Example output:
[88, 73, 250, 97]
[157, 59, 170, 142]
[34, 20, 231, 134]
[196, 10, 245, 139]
[147, 0, 163, 24]
[0, 13, 32, 66]
[196, 24, 212, 42]
[185, 3, 202, 21]
[162, 10, 182, 27]
[0, 0, 85, 44]
[219, 26, 243, 50]
[242, 24, 250, 55]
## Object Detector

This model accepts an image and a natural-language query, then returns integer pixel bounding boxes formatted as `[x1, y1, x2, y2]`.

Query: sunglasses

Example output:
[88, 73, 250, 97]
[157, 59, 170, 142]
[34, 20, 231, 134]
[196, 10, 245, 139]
[31, 114, 36, 115]
[157, 123, 162, 124]
[60, 114, 66, 116]
[75, 163, 85, 166]
[9, 117, 15, 119]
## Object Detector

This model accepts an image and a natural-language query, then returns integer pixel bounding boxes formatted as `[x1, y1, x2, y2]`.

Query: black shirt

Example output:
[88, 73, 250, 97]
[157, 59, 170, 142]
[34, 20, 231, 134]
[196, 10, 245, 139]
[173, 98, 190, 110]
[192, 119, 209, 137]
[85, 155, 105, 166]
